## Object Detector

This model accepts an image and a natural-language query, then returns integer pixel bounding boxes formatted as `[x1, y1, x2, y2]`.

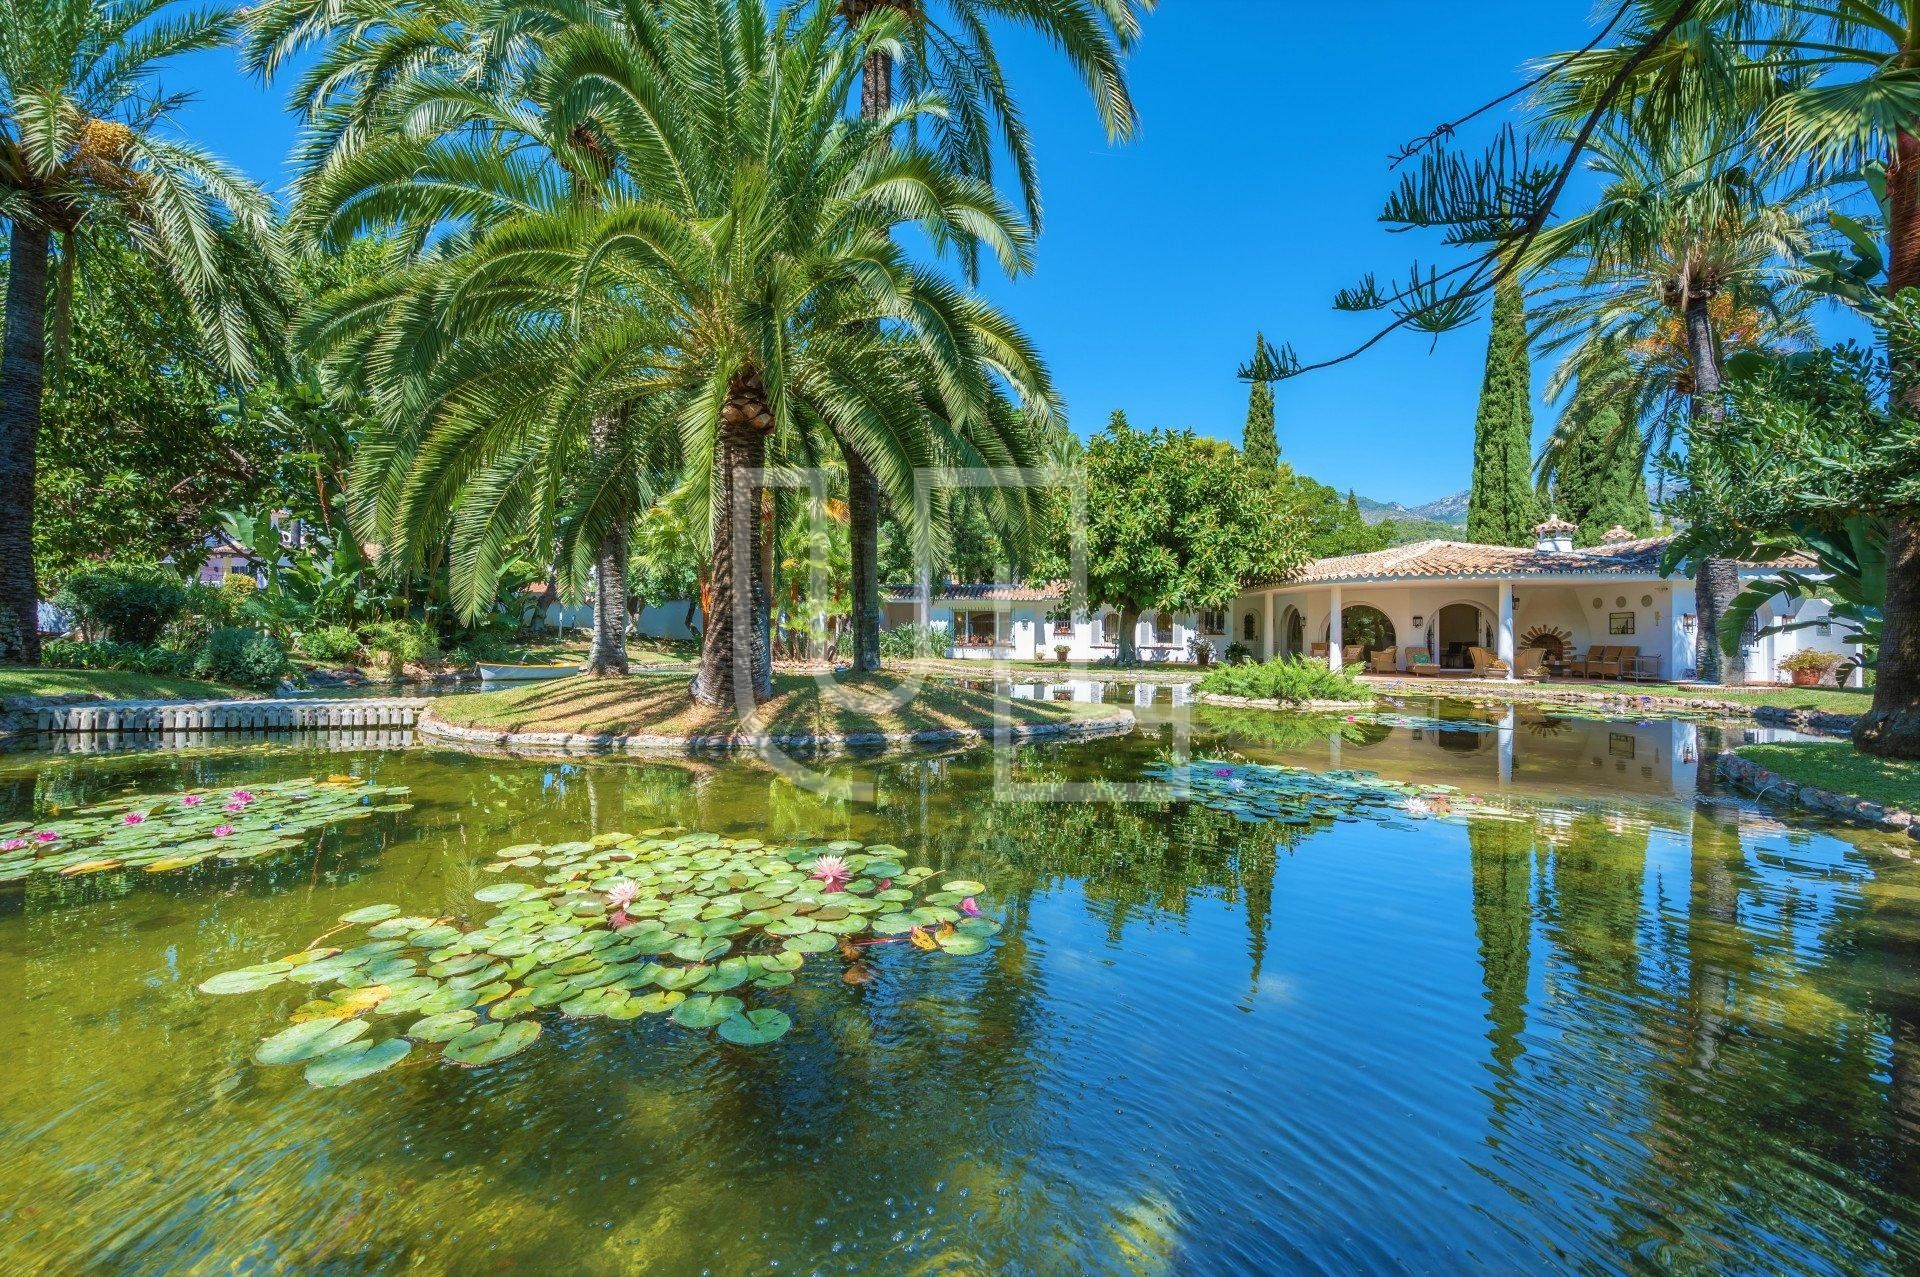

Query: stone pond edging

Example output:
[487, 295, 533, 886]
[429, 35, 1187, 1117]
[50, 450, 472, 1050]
[1195, 693, 1374, 712]
[1, 695, 431, 744]
[415, 706, 1138, 756]
[1712, 750, 1918, 842]
[1362, 676, 1858, 738]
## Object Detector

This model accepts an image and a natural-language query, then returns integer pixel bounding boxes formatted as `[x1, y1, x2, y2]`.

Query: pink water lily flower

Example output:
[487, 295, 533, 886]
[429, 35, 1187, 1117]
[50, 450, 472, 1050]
[609, 910, 633, 930]
[34, 831, 58, 843]
[809, 854, 851, 892]
[605, 880, 639, 909]
[0, 838, 24, 851]
[181, 794, 204, 807]
[213, 824, 235, 837]
[231, 791, 255, 804]
[122, 813, 146, 825]
[960, 897, 982, 917]
[223, 800, 246, 813]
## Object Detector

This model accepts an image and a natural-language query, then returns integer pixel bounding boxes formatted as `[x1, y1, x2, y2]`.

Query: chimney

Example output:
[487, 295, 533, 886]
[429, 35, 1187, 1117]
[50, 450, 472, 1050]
[1600, 525, 1635, 545]
[1532, 515, 1577, 553]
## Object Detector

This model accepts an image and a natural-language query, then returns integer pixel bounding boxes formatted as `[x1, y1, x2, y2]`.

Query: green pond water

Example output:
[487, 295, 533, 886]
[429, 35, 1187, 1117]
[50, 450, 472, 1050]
[2, 692, 1918, 1274]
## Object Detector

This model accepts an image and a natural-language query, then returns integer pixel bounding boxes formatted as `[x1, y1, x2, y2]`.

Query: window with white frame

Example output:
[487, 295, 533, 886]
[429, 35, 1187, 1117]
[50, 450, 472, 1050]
[1153, 612, 1174, 643]
[1200, 609, 1226, 635]
[951, 610, 1000, 647]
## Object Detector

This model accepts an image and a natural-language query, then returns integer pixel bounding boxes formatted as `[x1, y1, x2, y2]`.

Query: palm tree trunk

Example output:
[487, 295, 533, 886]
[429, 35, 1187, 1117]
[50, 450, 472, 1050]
[584, 411, 630, 676]
[843, 43, 894, 674]
[0, 218, 50, 664]
[1858, 131, 1920, 756]
[1682, 291, 1740, 685]
[691, 371, 774, 708]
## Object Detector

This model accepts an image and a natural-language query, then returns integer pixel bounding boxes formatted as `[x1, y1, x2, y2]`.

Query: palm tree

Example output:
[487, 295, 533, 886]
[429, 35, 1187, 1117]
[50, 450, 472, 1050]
[0, 0, 281, 662]
[1526, 94, 1818, 683]
[837, 0, 1151, 673]
[1747, 0, 1920, 750]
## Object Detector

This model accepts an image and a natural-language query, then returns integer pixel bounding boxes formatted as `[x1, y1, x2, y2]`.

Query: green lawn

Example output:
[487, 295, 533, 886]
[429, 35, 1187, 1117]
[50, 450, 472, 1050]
[1522, 681, 1870, 715]
[0, 667, 243, 703]
[1737, 742, 1920, 811]
[431, 671, 1110, 739]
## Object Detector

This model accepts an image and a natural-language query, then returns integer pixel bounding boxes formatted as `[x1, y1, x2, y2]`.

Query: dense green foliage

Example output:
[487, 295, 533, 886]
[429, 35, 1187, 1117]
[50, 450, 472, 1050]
[1466, 276, 1541, 545]
[1084, 413, 1301, 661]
[56, 563, 187, 644]
[1198, 656, 1369, 704]
[41, 637, 193, 677]
[1550, 357, 1652, 546]
[296, 625, 362, 664]
[190, 627, 290, 690]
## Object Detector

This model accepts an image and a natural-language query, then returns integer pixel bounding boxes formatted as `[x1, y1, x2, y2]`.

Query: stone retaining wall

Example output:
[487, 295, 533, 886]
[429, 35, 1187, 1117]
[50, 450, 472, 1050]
[417, 706, 1136, 756]
[1713, 750, 1918, 843]
[1364, 676, 1857, 738]
[10, 698, 430, 737]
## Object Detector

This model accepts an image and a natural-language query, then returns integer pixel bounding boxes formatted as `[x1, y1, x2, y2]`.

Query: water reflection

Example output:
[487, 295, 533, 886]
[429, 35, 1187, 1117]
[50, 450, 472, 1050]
[0, 708, 1916, 1271]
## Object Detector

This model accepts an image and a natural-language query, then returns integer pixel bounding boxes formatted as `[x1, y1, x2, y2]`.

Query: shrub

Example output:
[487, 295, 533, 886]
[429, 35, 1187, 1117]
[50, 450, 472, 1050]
[1224, 641, 1254, 665]
[298, 625, 363, 664]
[56, 564, 188, 645]
[41, 638, 191, 676]
[166, 583, 233, 648]
[878, 622, 944, 660]
[1196, 655, 1369, 704]
[1778, 649, 1844, 676]
[191, 627, 291, 690]
[363, 620, 435, 678]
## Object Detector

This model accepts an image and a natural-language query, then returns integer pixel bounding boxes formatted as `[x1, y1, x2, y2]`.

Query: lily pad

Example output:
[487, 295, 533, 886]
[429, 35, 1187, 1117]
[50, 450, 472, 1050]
[198, 966, 290, 995]
[671, 994, 743, 1029]
[443, 1019, 541, 1067]
[340, 903, 401, 925]
[304, 1037, 411, 1087]
[254, 1016, 369, 1066]
[716, 1008, 792, 1046]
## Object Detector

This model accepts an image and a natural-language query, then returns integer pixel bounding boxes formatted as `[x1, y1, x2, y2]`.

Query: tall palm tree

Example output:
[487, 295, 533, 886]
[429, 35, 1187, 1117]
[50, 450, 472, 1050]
[837, 0, 1151, 673]
[1526, 95, 1818, 683]
[1748, 0, 1920, 751]
[550, 0, 1054, 706]
[0, 0, 281, 662]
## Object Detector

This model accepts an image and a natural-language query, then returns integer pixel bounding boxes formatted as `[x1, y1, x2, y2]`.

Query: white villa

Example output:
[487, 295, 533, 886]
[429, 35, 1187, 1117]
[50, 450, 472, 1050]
[879, 518, 1862, 685]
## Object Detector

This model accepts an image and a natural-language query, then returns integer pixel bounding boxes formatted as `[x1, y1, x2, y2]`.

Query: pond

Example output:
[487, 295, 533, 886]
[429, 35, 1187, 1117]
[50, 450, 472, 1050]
[2, 694, 1917, 1273]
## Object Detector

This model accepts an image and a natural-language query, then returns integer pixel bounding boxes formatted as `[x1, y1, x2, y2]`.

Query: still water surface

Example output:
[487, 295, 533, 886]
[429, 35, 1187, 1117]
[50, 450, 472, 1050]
[0, 695, 1916, 1274]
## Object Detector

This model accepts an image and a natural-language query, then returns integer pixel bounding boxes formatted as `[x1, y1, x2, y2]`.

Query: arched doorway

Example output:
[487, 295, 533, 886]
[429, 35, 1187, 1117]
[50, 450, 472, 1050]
[1279, 605, 1305, 658]
[1430, 602, 1493, 669]
[1328, 604, 1396, 662]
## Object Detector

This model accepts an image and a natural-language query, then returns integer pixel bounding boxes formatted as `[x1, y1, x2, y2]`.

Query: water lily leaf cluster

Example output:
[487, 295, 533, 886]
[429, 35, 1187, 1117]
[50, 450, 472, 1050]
[1360, 712, 1499, 734]
[199, 829, 999, 1086]
[0, 776, 412, 883]
[1149, 759, 1524, 825]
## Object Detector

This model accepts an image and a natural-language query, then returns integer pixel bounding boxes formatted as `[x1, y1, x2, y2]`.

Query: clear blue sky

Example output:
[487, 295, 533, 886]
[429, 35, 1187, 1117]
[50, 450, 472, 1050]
[165, 3, 1607, 507]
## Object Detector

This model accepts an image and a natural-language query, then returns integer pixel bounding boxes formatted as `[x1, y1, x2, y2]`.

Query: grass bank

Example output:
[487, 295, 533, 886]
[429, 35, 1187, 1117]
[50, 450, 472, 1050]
[0, 667, 243, 703]
[429, 671, 1109, 740]
[1736, 742, 1920, 812]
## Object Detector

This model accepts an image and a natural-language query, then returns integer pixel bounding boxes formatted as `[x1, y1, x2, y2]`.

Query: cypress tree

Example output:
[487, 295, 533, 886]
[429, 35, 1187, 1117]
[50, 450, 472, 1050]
[1466, 275, 1542, 545]
[1242, 333, 1279, 469]
[1553, 361, 1652, 547]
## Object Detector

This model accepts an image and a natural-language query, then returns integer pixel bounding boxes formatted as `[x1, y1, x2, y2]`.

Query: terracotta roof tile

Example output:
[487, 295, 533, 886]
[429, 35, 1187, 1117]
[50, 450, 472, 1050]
[883, 581, 1068, 603]
[1260, 536, 1675, 586]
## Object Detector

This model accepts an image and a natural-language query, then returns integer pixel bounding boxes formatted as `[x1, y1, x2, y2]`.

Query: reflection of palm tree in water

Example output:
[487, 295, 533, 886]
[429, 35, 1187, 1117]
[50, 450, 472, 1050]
[1688, 762, 1744, 1076]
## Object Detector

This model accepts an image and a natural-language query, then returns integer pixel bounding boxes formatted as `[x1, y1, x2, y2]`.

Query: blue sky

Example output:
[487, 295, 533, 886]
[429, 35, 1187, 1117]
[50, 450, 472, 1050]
[166, 3, 1605, 506]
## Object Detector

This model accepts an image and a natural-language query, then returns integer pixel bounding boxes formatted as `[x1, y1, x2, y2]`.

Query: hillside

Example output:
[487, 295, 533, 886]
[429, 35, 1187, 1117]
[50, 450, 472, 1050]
[1353, 490, 1470, 526]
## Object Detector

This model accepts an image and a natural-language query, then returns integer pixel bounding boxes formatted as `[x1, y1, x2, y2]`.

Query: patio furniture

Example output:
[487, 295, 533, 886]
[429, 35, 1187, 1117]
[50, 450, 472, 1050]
[1572, 645, 1638, 679]
[1467, 646, 1511, 677]
[1309, 643, 1328, 660]
[1404, 647, 1448, 676]
[1628, 653, 1662, 681]
[1369, 648, 1397, 674]
[1342, 644, 1364, 665]
[1514, 648, 1545, 680]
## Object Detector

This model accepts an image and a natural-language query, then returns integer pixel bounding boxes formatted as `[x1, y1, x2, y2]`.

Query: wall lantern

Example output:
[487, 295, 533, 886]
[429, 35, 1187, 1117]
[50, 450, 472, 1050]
[1411, 615, 1424, 629]
[1681, 613, 1695, 628]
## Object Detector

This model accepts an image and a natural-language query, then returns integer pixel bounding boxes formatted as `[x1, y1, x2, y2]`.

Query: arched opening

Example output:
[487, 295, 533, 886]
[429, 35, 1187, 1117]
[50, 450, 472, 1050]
[1279, 605, 1305, 658]
[1431, 602, 1492, 669]
[1332, 605, 1396, 663]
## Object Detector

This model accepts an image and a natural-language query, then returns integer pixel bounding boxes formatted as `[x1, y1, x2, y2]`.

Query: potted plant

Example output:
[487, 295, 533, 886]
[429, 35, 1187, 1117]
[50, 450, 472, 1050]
[1778, 649, 1843, 687]
[1054, 643, 1071, 663]
[1190, 638, 1214, 668]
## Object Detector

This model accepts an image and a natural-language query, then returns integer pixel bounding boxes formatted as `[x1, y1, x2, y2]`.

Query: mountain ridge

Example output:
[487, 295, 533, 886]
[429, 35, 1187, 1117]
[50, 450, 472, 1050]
[1351, 490, 1470, 527]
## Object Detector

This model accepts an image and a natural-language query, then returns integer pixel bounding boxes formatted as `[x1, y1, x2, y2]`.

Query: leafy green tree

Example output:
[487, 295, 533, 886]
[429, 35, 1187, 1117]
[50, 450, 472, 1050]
[1741, 0, 1920, 750]
[1550, 355, 1652, 546]
[0, 0, 282, 662]
[837, 0, 1151, 675]
[1241, 333, 1280, 469]
[1279, 473, 1387, 558]
[1466, 275, 1542, 545]
[1085, 413, 1302, 663]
